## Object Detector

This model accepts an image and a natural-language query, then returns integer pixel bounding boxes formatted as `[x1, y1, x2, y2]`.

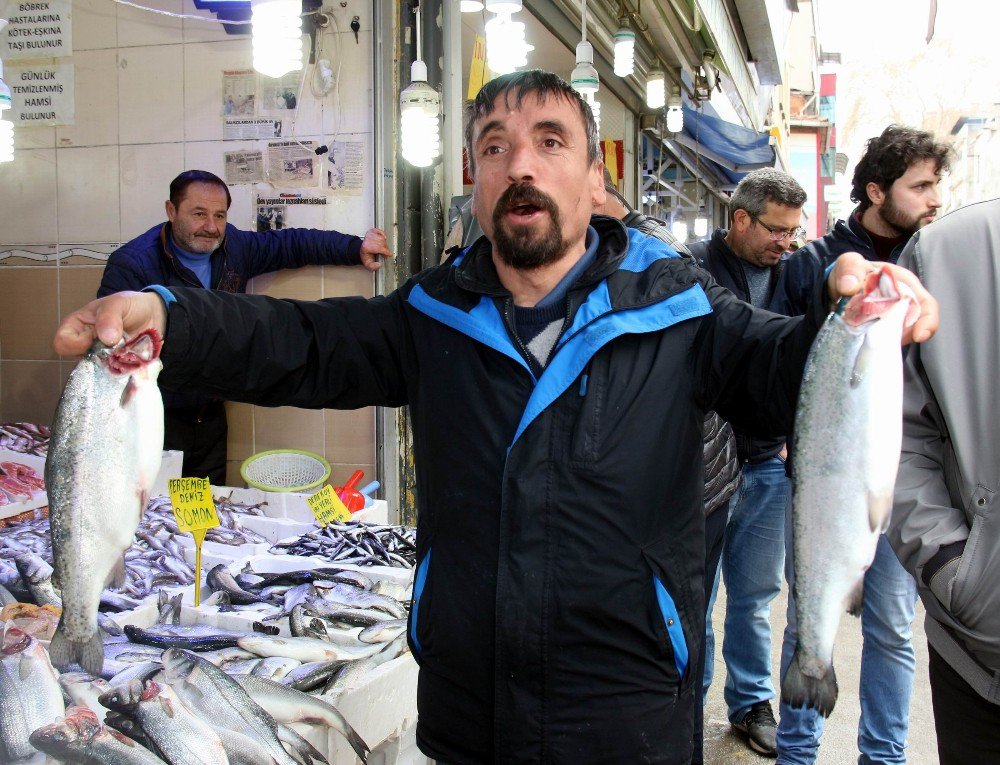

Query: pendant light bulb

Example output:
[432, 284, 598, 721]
[646, 68, 665, 110]
[671, 215, 688, 243]
[460, 0, 484, 10]
[250, 0, 304, 79]
[666, 86, 684, 133]
[400, 59, 441, 168]
[485, 12, 533, 74]
[613, 27, 635, 77]
[693, 206, 709, 238]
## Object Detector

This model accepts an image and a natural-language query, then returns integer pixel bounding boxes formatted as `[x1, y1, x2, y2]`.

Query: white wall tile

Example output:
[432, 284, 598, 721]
[0, 149, 57, 244]
[120, 142, 184, 240]
[13, 125, 55, 150]
[182, 39, 253, 142]
[74, 0, 118, 51]
[181, 0, 246, 44]
[57, 146, 121, 243]
[56, 49, 119, 148]
[320, 26, 373, 138]
[118, 45, 185, 145]
[117, 0, 183, 48]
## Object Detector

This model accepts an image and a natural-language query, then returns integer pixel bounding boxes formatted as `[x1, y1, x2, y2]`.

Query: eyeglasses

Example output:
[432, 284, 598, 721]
[751, 215, 806, 242]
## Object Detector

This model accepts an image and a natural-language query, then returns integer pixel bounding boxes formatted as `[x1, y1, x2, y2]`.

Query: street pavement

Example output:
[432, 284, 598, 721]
[703, 580, 938, 763]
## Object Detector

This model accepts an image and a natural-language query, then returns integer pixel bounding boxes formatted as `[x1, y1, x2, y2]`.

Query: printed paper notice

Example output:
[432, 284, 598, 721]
[326, 141, 364, 196]
[5, 63, 74, 126]
[224, 118, 282, 140]
[266, 140, 318, 185]
[224, 150, 264, 185]
[2, 0, 72, 60]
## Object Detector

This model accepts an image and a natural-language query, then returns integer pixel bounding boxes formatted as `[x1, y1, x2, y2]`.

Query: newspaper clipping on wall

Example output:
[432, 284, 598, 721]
[266, 140, 318, 185]
[326, 141, 365, 196]
[258, 71, 303, 113]
[254, 192, 328, 232]
[223, 150, 265, 185]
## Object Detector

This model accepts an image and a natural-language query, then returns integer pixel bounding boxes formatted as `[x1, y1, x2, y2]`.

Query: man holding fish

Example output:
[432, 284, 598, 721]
[53, 70, 937, 764]
[772, 124, 951, 764]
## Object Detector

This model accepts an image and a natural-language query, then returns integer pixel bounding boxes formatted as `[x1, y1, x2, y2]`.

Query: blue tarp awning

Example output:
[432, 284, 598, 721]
[671, 106, 776, 185]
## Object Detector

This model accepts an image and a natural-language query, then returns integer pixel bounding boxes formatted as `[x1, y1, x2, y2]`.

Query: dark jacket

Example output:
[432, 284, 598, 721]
[625, 218, 739, 514]
[689, 228, 787, 463]
[770, 209, 906, 318]
[98, 222, 363, 409]
[157, 216, 827, 763]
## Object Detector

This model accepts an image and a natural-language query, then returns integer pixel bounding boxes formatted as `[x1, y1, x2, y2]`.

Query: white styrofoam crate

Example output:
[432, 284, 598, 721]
[151, 450, 183, 497]
[212, 485, 391, 527]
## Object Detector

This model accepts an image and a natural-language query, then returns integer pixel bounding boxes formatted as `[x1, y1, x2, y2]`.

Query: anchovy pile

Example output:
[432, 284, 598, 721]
[0, 422, 50, 456]
[144, 493, 270, 547]
[270, 522, 417, 568]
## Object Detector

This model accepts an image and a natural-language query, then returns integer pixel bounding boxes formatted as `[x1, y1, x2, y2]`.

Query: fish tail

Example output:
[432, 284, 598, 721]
[342, 724, 371, 764]
[780, 649, 838, 717]
[49, 620, 104, 676]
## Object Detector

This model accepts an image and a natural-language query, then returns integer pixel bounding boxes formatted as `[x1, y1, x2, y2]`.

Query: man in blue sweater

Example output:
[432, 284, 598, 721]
[97, 169, 393, 484]
[772, 125, 951, 764]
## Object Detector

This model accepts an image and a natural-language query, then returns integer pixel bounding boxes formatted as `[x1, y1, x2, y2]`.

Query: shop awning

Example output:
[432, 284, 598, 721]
[669, 106, 777, 186]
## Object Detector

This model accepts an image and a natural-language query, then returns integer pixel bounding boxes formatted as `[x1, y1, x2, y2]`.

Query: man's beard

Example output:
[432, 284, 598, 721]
[880, 190, 932, 237]
[491, 183, 566, 270]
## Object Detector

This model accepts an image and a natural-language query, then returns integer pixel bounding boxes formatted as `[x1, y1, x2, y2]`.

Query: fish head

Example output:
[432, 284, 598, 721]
[94, 329, 164, 379]
[842, 267, 920, 329]
[161, 646, 199, 683]
[29, 716, 84, 754]
[1, 626, 32, 656]
[64, 706, 103, 738]
[98, 679, 144, 711]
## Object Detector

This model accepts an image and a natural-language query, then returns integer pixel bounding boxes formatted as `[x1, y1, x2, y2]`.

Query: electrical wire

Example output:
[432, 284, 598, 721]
[107, 0, 324, 25]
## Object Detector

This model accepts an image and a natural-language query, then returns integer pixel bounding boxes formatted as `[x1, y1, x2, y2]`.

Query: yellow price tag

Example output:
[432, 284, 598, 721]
[307, 484, 352, 526]
[168, 477, 221, 533]
[168, 477, 220, 608]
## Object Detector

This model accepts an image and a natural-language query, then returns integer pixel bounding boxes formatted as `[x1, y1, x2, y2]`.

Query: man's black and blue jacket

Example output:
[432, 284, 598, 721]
[156, 215, 829, 764]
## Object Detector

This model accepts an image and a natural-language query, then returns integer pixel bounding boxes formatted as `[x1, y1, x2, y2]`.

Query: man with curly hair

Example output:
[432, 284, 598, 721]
[771, 124, 952, 764]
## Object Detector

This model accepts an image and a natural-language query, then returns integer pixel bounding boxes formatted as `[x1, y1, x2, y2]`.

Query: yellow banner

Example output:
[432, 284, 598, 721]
[468, 34, 489, 100]
[307, 484, 352, 526]
[168, 478, 220, 533]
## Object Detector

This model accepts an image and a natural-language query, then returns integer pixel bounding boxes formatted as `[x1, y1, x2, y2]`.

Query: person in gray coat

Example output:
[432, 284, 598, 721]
[889, 197, 1000, 763]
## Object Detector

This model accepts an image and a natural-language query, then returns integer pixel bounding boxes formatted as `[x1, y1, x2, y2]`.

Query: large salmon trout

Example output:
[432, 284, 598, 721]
[47, 330, 164, 674]
[781, 267, 918, 716]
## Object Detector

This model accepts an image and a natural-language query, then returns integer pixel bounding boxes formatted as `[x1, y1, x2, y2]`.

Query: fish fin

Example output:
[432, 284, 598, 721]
[867, 491, 893, 533]
[780, 649, 838, 718]
[276, 723, 329, 765]
[120, 375, 138, 407]
[849, 335, 874, 388]
[50, 624, 104, 676]
[846, 578, 865, 617]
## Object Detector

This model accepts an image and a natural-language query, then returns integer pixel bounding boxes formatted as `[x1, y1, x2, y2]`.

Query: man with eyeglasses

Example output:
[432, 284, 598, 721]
[687, 167, 808, 758]
[771, 125, 952, 765]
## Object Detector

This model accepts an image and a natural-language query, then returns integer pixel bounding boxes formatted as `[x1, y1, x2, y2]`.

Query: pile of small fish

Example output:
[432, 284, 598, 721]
[0, 422, 50, 456]
[0, 511, 195, 615]
[270, 522, 417, 568]
[144, 493, 271, 547]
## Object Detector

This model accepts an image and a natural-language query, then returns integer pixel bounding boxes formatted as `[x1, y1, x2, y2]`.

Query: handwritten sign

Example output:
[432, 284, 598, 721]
[168, 477, 219, 607]
[168, 477, 220, 532]
[307, 484, 351, 526]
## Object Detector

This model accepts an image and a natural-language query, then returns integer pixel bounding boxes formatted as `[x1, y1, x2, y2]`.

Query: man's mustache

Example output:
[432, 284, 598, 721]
[493, 183, 558, 221]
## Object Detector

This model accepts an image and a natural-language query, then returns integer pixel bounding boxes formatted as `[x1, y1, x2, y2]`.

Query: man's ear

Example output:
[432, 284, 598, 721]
[732, 208, 750, 231]
[165, 201, 176, 222]
[592, 162, 607, 206]
[866, 181, 886, 207]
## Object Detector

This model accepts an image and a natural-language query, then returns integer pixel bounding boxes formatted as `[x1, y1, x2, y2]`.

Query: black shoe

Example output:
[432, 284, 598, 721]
[732, 700, 778, 757]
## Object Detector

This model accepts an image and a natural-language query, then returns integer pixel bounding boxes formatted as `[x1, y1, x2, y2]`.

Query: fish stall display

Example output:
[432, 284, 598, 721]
[0, 551, 417, 762]
[270, 523, 417, 568]
[781, 267, 919, 717]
